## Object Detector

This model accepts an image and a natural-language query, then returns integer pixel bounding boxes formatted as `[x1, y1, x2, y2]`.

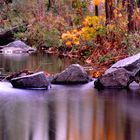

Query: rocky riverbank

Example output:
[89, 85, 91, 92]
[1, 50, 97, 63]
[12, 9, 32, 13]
[94, 53, 140, 89]
[1, 52, 140, 90]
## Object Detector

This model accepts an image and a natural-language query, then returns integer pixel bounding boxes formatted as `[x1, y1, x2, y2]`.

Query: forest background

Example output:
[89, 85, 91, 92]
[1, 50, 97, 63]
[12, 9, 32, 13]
[0, 0, 140, 77]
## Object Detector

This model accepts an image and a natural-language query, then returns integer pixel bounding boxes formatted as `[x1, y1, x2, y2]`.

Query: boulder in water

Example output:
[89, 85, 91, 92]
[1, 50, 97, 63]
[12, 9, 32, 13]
[10, 71, 50, 89]
[94, 53, 140, 89]
[0, 40, 36, 54]
[51, 64, 91, 84]
[94, 68, 133, 89]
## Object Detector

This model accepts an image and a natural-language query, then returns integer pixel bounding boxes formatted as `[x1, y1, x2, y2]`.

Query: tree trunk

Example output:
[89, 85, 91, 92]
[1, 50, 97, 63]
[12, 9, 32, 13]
[47, 0, 55, 10]
[127, 0, 135, 32]
[48, 0, 51, 10]
[122, 0, 127, 7]
[138, 0, 140, 8]
[105, 0, 109, 21]
[95, 5, 99, 16]
[105, 0, 114, 24]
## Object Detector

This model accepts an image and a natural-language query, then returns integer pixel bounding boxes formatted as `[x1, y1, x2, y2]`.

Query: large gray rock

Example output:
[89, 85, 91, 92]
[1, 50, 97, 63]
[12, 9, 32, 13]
[94, 53, 140, 89]
[10, 71, 50, 89]
[108, 53, 140, 84]
[105, 53, 140, 74]
[0, 40, 36, 54]
[94, 68, 133, 89]
[51, 64, 90, 84]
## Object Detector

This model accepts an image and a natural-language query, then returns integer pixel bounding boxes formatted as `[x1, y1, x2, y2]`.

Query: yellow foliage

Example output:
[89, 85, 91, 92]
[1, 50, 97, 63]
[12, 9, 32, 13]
[81, 27, 96, 40]
[74, 41, 80, 45]
[61, 16, 105, 47]
[65, 41, 72, 46]
[83, 16, 99, 27]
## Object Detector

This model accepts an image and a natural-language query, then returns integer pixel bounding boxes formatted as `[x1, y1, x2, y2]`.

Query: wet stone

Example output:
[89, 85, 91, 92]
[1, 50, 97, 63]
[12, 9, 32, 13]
[11, 71, 50, 89]
[51, 64, 91, 84]
[94, 53, 140, 89]
[94, 68, 133, 89]
[0, 40, 36, 54]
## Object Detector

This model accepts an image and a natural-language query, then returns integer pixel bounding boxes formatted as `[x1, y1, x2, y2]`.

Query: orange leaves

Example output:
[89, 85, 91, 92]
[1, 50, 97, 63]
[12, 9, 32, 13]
[92, 0, 105, 5]
[84, 64, 107, 78]
[65, 41, 72, 46]
[83, 36, 128, 78]
[90, 71, 103, 78]
[85, 54, 128, 78]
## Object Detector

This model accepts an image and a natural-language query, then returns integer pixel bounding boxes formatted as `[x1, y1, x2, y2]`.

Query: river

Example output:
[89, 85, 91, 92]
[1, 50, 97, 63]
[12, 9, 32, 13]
[0, 53, 83, 75]
[0, 53, 140, 140]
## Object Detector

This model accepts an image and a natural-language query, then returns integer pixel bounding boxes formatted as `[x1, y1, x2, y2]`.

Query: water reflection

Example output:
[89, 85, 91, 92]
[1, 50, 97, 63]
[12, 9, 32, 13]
[0, 82, 140, 140]
[0, 53, 82, 74]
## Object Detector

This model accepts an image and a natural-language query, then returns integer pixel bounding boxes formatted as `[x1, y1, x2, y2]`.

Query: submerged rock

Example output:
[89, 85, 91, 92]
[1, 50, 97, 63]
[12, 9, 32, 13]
[94, 68, 133, 89]
[0, 40, 36, 54]
[51, 64, 91, 84]
[10, 71, 50, 89]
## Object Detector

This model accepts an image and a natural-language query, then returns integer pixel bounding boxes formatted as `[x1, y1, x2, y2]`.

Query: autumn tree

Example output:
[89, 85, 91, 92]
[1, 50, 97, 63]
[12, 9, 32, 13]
[37, 0, 45, 18]
[127, 0, 135, 32]
[105, 0, 114, 23]
[122, 0, 127, 6]
[47, 0, 55, 10]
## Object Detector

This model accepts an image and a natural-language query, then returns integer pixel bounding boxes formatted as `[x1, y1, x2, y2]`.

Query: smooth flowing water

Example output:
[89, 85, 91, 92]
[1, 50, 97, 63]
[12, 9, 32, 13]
[0, 54, 140, 140]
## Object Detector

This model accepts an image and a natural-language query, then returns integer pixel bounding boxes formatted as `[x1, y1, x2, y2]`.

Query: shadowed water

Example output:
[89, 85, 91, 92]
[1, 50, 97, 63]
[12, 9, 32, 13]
[0, 54, 140, 140]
